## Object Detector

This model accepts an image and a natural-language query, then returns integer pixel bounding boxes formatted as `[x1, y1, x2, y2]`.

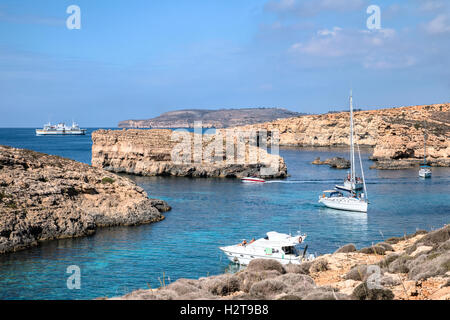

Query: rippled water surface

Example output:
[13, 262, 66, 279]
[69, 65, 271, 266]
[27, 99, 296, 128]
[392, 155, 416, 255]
[0, 129, 449, 299]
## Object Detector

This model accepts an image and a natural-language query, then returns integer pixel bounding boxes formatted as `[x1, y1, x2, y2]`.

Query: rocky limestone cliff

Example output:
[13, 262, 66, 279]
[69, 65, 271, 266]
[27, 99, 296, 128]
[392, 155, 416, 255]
[92, 129, 287, 178]
[232, 103, 449, 167]
[0, 145, 171, 254]
[118, 108, 303, 129]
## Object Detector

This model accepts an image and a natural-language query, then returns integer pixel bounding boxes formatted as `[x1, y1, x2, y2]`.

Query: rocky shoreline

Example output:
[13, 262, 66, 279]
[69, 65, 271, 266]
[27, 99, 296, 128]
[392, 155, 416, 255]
[0, 145, 171, 254]
[370, 157, 450, 170]
[311, 157, 350, 169]
[109, 225, 450, 300]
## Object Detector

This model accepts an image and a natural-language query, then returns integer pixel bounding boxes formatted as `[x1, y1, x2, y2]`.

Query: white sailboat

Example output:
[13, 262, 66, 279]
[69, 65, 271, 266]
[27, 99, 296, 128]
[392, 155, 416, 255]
[419, 129, 432, 178]
[319, 91, 369, 213]
[335, 97, 364, 192]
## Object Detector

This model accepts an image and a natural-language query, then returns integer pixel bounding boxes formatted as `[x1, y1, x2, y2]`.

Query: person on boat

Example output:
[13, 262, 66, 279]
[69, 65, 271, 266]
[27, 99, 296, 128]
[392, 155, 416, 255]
[239, 240, 247, 246]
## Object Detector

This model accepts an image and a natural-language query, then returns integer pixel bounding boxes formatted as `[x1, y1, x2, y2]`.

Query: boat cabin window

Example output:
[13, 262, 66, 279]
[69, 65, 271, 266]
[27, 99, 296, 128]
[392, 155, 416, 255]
[328, 191, 343, 198]
[282, 246, 298, 256]
[264, 236, 269, 240]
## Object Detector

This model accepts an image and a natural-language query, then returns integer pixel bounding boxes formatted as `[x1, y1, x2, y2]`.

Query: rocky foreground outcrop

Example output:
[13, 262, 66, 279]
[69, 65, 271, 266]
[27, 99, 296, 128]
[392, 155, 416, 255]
[110, 225, 450, 300]
[92, 129, 287, 178]
[0, 145, 170, 254]
[233, 103, 450, 168]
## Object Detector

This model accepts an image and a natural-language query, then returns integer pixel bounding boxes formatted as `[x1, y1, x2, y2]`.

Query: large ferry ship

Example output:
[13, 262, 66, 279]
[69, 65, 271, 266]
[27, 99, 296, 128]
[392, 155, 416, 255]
[35, 122, 87, 136]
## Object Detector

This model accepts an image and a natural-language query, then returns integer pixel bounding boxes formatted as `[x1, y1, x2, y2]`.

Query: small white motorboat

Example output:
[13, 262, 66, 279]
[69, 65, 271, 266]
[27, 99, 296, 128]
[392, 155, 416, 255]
[419, 165, 432, 178]
[220, 231, 314, 265]
[241, 177, 266, 183]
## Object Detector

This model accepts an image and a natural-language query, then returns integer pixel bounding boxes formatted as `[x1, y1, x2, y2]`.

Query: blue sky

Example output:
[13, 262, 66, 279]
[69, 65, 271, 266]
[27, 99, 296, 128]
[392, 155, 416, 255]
[0, 0, 449, 127]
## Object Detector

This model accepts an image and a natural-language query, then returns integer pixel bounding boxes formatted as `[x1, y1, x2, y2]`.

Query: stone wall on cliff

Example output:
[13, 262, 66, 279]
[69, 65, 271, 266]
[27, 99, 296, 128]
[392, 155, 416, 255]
[92, 129, 287, 178]
[231, 103, 449, 165]
[0, 145, 170, 254]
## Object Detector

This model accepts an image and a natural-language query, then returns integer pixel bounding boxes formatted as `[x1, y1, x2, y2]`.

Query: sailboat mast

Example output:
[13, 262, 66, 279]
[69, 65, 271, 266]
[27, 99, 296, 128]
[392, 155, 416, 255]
[357, 143, 368, 201]
[349, 91, 356, 183]
[423, 122, 427, 165]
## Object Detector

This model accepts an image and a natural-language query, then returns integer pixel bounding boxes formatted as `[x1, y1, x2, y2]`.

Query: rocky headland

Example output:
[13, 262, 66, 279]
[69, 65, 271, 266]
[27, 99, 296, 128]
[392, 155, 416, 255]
[232, 103, 449, 169]
[118, 108, 303, 129]
[311, 157, 350, 169]
[0, 145, 170, 254]
[92, 129, 287, 179]
[109, 224, 450, 300]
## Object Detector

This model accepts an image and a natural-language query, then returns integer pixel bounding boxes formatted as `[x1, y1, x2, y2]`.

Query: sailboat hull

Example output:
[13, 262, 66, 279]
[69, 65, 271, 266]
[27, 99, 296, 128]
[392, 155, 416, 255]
[319, 197, 368, 213]
[419, 169, 432, 178]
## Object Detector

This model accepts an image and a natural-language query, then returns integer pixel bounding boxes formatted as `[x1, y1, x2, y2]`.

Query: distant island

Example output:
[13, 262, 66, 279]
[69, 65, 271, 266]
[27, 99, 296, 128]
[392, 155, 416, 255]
[118, 108, 304, 128]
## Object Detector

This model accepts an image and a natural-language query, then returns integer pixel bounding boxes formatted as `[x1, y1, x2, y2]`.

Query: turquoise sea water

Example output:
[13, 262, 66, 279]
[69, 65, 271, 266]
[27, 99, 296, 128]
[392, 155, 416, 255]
[0, 128, 449, 300]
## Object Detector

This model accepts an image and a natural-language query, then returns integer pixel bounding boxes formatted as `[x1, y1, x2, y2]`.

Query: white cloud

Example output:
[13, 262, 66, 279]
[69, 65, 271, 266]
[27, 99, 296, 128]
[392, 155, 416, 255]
[265, 0, 367, 17]
[419, 0, 446, 12]
[288, 27, 417, 70]
[290, 28, 396, 57]
[424, 14, 450, 34]
[363, 55, 417, 70]
[317, 27, 342, 37]
[0, 9, 64, 26]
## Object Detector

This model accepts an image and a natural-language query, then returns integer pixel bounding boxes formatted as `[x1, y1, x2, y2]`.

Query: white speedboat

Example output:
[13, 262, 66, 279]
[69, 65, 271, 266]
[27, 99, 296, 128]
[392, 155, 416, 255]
[319, 190, 368, 213]
[220, 232, 313, 265]
[319, 91, 369, 213]
[241, 177, 266, 183]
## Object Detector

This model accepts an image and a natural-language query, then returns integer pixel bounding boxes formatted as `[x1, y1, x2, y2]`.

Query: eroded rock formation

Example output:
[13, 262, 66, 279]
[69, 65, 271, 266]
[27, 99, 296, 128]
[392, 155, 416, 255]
[92, 129, 287, 178]
[0, 145, 170, 254]
[311, 157, 350, 169]
[233, 103, 450, 168]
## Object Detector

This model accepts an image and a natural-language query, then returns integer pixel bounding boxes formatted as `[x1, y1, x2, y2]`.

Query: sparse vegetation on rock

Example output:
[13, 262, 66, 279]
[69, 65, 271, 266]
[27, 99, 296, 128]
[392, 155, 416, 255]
[352, 282, 395, 300]
[335, 244, 357, 254]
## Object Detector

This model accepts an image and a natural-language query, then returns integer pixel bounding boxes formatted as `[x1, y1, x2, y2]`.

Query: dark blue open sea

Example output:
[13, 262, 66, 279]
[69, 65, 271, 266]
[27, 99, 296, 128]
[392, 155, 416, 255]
[0, 128, 449, 299]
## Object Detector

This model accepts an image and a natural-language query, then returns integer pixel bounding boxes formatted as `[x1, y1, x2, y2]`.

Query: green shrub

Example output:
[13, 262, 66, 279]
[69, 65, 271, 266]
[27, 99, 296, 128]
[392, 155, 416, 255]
[6, 200, 17, 209]
[101, 177, 115, 184]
